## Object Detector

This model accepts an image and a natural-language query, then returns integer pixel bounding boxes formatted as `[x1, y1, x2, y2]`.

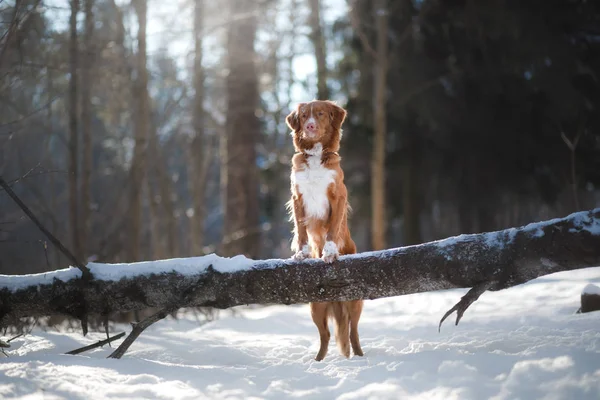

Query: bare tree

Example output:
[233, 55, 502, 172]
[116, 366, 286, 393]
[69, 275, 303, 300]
[80, 0, 94, 260]
[147, 173, 165, 260]
[0, 1, 21, 67]
[188, 0, 212, 256]
[308, 0, 329, 99]
[371, 0, 388, 250]
[148, 124, 177, 259]
[350, 0, 389, 250]
[222, 0, 260, 258]
[397, 0, 421, 246]
[46, 63, 61, 267]
[129, 0, 150, 261]
[68, 0, 80, 259]
[402, 134, 421, 245]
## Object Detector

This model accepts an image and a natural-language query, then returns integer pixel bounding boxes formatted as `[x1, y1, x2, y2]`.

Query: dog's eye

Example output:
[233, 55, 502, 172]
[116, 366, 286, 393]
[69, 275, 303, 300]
[318, 112, 324, 116]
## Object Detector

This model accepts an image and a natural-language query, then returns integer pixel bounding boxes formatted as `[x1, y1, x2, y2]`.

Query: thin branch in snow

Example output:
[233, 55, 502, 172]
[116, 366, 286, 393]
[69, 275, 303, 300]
[7, 332, 23, 343]
[107, 307, 176, 359]
[108, 274, 208, 359]
[0, 331, 25, 357]
[66, 332, 126, 355]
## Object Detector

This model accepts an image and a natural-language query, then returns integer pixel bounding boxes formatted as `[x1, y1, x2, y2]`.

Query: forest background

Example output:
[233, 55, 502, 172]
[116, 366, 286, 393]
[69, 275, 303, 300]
[2, 0, 600, 276]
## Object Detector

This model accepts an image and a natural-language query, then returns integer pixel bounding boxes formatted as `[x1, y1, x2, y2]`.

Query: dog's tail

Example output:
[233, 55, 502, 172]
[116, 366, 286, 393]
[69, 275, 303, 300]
[330, 302, 350, 358]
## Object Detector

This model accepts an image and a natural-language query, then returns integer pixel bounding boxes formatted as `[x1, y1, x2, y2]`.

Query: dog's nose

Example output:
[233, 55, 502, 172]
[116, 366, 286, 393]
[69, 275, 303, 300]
[306, 122, 316, 131]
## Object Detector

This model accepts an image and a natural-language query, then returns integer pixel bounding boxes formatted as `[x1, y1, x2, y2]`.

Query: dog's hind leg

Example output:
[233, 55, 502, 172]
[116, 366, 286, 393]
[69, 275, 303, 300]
[331, 302, 351, 358]
[310, 302, 330, 361]
[349, 300, 364, 356]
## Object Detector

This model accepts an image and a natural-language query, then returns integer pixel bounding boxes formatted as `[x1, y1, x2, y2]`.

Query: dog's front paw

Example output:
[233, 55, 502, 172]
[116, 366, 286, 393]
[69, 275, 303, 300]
[292, 244, 311, 260]
[322, 241, 339, 263]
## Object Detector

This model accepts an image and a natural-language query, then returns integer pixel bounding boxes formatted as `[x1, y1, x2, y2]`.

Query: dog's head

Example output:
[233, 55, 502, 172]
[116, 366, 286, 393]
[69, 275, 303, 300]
[286, 100, 347, 152]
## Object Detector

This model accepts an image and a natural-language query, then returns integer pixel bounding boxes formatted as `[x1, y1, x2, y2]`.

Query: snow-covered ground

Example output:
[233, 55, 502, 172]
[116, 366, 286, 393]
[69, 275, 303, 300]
[1, 267, 600, 400]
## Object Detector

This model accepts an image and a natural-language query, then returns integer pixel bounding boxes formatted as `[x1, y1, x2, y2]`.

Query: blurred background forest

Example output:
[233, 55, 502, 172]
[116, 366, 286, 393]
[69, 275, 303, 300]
[2, 0, 600, 275]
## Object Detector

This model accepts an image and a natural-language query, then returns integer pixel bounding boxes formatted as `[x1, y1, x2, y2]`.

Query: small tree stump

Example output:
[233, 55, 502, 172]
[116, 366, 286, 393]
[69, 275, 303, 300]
[580, 284, 600, 313]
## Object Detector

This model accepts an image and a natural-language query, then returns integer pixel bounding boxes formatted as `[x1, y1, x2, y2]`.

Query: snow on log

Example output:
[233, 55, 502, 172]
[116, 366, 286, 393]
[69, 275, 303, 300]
[1, 208, 600, 328]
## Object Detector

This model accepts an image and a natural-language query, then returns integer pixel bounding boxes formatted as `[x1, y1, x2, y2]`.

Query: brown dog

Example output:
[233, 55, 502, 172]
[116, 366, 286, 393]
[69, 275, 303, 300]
[286, 100, 364, 361]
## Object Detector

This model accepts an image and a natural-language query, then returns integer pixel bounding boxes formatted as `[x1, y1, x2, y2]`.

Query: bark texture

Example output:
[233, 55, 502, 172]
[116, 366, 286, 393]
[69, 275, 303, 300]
[1, 209, 599, 328]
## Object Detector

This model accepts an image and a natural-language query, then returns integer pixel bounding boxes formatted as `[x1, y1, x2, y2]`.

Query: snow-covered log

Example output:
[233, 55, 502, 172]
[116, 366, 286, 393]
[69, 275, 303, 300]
[1, 209, 600, 329]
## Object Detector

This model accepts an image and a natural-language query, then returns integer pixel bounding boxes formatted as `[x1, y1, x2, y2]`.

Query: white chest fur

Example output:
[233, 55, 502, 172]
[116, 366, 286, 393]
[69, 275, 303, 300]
[291, 143, 336, 220]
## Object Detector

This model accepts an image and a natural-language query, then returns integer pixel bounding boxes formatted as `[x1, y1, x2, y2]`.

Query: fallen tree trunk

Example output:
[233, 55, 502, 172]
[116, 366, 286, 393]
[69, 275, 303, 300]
[1, 209, 600, 330]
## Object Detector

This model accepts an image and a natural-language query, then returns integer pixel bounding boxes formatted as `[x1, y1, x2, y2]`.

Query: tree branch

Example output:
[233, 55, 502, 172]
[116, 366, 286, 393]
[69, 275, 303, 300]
[0, 176, 92, 280]
[439, 280, 497, 332]
[349, 1, 377, 59]
[108, 272, 208, 358]
[107, 308, 174, 359]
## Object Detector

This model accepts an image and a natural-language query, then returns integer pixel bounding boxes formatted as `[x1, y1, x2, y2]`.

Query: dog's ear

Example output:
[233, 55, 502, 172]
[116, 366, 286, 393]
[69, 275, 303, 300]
[286, 103, 305, 133]
[328, 102, 347, 131]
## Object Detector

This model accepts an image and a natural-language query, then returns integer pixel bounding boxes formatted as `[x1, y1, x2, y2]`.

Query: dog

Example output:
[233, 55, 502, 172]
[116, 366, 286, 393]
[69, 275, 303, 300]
[286, 100, 364, 361]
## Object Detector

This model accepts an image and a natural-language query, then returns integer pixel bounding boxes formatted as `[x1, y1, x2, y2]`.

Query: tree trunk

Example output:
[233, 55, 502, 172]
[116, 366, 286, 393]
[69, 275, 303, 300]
[308, 0, 329, 100]
[187, 142, 211, 256]
[2, 209, 600, 327]
[46, 67, 61, 268]
[355, 0, 374, 125]
[371, 0, 388, 250]
[222, 0, 260, 258]
[80, 0, 94, 261]
[477, 202, 496, 233]
[148, 177, 165, 260]
[149, 124, 177, 258]
[158, 169, 178, 259]
[188, 0, 211, 257]
[402, 137, 421, 245]
[68, 0, 80, 260]
[129, 0, 149, 261]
